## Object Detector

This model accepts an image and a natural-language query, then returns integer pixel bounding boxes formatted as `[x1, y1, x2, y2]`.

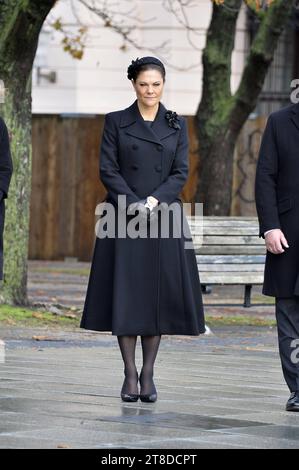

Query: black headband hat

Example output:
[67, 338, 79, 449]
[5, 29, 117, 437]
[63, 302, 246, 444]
[127, 56, 165, 80]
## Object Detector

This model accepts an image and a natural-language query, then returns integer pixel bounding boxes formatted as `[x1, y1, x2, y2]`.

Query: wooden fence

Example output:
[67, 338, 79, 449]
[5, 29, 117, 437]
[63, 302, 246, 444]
[29, 114, 266, 260]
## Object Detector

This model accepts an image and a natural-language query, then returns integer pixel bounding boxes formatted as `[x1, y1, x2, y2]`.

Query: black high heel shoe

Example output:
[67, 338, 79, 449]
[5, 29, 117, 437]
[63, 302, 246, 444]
[138, 371, 157, 403]
[120, 371, 139, 402]
[121, 392, 139, 402]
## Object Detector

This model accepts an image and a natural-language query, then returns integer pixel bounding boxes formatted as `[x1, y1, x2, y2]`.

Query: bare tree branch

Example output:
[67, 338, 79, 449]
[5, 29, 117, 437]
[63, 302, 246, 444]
[230, 0, 294, 130]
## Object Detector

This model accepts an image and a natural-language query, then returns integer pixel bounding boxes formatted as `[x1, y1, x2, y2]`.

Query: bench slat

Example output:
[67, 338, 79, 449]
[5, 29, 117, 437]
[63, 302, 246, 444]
[194, 245, 266, 255]
[196, 255, 265, 263]
[192, 235, 264, 245]
[198, 264, 264, 272]
[199, 272, 264, 284]
[188, 216, 258, 220]
[188, 221, 259, 227]
[189, 227, 260, 235]
[201, 216, 257, 219]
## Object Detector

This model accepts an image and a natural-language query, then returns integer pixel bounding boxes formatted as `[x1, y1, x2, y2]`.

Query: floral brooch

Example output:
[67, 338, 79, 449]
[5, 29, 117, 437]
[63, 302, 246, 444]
[165, 110, 181, 130]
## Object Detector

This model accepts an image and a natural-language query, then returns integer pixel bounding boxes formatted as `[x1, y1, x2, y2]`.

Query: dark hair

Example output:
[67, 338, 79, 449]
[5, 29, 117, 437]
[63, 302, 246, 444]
[127, 56, 166, 82]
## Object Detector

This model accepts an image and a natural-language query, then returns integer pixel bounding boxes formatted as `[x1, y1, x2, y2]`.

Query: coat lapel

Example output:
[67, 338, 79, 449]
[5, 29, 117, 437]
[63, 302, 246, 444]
[120, 99, 178, 144]
[290, 102, 299, 132]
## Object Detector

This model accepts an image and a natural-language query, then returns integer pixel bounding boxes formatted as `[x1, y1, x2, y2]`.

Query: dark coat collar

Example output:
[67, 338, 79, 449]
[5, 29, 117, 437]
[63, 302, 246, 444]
[119, 99, 178, 144]
[291, 102, 299, 132]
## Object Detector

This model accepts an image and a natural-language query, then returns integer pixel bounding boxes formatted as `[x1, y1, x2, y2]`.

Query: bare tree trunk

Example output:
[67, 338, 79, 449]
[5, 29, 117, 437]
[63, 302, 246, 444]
[195, 0, 294, 215]
[0, 0, 55, 304]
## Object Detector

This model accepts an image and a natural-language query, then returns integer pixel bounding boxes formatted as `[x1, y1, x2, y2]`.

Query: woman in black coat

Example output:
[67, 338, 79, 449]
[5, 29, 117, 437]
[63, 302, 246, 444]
[80, 56, 205, 403]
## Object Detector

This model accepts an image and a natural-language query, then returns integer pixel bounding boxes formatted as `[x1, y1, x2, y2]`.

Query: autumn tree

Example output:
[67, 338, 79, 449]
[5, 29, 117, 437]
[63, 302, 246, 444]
[195, 0, 295, 214]
[0, 0, 56, 304]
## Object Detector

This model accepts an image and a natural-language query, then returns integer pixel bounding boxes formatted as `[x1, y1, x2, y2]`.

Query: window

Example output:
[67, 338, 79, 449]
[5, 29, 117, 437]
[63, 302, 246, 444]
[247, 7, 298, 115]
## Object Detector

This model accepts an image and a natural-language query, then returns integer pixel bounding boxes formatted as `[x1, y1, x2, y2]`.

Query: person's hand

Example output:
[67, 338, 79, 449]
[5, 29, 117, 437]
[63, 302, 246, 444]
[146, 206, 158, 223]
[127, 199, 149, 221]
[265, 229, 289, 254]
[144, 196, 159, 223]
[146, 196, 159, 208]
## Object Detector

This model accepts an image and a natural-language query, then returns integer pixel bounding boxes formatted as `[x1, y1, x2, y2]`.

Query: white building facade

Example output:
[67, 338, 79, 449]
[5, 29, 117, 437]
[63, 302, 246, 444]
[32, 0, 249, 116]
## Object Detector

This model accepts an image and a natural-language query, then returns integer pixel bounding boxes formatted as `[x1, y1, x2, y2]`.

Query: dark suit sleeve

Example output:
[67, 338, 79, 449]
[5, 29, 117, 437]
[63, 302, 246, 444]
[99, 113, 139, 210]
[255, 114, 281, 239]
[151, 117, 189, 205]
[0, 118, 13, 199]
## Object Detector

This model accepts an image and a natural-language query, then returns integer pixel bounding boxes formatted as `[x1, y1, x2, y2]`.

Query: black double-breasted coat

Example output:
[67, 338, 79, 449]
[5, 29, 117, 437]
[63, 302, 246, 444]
[0, 118, 13, 280]
[80, 99, 205, 335]
[255, 102, 299, 297]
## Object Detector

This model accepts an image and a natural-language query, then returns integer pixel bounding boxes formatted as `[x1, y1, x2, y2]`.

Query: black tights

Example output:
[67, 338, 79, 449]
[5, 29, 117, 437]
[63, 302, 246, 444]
[117, 335, 161, 395]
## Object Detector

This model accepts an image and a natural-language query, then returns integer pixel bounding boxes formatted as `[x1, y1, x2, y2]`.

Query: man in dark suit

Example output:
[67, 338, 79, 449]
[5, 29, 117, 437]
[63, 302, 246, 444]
[255, 102, 299, 411]
[0, 117, 13, 280]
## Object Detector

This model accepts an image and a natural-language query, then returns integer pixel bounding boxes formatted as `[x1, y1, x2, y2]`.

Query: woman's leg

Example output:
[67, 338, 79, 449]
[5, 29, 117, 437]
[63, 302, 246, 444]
[140, 335, 161, 396]
[117, 335, 138, 395]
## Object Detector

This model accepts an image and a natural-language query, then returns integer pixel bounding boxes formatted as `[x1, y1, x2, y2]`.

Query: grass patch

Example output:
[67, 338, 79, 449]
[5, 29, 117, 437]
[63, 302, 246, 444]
[205, 315, 276, 327]
[0, 305, 276, 329]
[251, 295, 275, 305]
[0, 304, 80, 327]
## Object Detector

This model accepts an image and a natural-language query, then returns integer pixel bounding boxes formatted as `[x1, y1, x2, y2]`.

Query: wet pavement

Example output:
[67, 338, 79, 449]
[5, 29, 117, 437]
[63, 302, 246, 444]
[0, 324, 298, 449]
[0, 260, 297, 449]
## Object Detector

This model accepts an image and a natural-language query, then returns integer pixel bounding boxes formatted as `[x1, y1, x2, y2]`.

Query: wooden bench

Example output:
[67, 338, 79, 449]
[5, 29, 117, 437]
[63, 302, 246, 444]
[186, 216, 266, 307]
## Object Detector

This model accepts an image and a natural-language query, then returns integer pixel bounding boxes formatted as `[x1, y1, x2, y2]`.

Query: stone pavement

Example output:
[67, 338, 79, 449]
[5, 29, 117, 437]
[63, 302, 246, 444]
[0, 259, 297, 449]
[0, 324, 299, 449]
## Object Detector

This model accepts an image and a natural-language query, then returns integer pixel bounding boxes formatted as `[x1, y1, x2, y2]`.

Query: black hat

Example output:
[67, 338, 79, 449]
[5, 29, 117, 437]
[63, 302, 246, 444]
[127, 56, 165, 80]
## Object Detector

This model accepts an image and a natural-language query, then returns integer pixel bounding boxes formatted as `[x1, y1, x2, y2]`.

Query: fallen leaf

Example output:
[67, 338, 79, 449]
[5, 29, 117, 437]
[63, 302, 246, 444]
[64, 313, 77, 319]
[32, 312, 43, 319]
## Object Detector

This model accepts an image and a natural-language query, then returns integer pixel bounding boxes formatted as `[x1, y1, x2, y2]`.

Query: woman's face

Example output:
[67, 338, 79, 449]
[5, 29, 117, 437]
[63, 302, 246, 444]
[132, 69, 164, 108]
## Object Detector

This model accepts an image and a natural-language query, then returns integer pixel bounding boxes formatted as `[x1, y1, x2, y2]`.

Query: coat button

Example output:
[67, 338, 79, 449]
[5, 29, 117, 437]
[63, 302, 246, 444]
[132, 144, 138, 150]
[131, 185, 137, 192]
[155, 165, 162, 172]
[131, 164, 139, 170]
[156, 144, 163, 151]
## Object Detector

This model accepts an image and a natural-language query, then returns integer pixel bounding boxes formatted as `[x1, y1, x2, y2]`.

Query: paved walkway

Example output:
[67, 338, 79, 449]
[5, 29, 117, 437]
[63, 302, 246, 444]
[0, 324, 298, 449]
[0, 260, 297, 449]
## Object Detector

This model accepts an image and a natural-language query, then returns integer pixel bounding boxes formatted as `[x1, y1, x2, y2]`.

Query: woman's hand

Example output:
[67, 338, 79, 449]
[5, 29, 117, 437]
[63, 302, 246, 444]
[144, 196, 159, 211]
[144, 197, 159, 222]
[127, 199, 149, 221]
[128, 197, 159, 223]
